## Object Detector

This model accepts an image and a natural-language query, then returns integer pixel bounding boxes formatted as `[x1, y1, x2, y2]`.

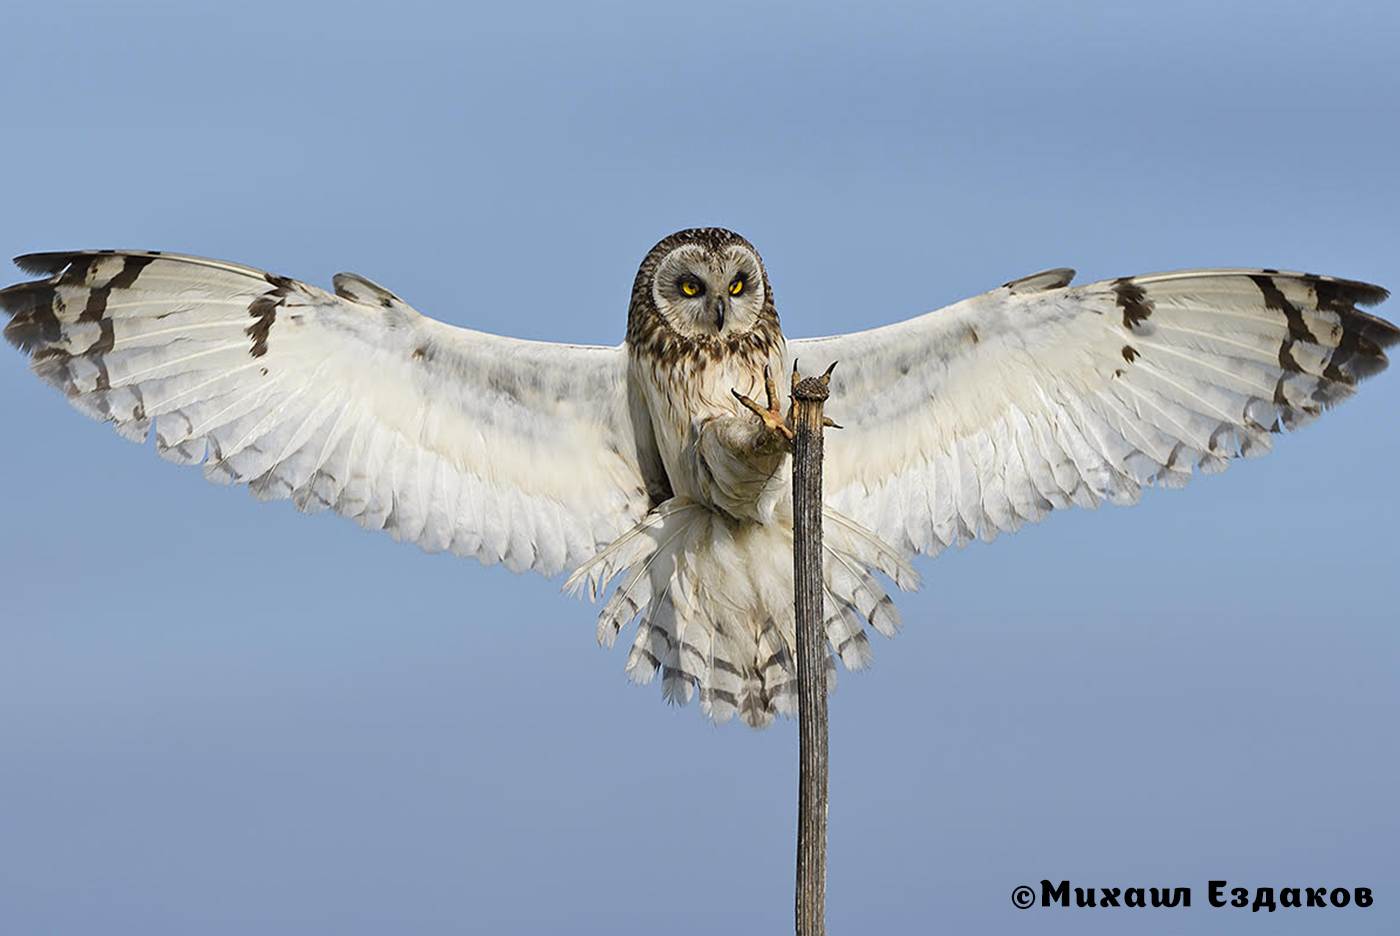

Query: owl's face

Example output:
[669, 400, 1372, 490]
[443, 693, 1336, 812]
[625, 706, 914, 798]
[649, 240, 768, 339]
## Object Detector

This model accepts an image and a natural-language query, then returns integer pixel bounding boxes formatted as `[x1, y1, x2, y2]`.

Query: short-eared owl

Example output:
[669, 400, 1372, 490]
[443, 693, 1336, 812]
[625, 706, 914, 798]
[3, 228, 1395, 727]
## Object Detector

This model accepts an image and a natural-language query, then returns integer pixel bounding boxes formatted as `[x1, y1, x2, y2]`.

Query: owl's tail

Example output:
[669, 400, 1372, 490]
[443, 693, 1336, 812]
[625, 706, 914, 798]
[564, 497, 920, 729]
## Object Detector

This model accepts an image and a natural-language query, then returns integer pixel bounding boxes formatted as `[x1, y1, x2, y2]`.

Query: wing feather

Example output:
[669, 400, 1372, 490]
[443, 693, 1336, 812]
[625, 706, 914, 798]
[2, 250, 662, 576]
[790, 269, 1395, 556]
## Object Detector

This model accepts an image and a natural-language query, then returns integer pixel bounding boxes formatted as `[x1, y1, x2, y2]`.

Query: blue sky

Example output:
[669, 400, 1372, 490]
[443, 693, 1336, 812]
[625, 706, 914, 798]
[1, 1, 1395, 933]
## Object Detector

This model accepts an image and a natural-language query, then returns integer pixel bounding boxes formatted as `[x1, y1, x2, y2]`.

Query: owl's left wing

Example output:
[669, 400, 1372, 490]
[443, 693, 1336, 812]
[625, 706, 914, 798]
[789, 268, 1396, 557]
[2, 251, 665, 576]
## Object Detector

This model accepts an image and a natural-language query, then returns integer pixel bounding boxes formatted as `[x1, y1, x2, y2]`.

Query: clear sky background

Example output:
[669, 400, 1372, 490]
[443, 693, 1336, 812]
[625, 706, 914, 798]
[1, 1, 1395, 933]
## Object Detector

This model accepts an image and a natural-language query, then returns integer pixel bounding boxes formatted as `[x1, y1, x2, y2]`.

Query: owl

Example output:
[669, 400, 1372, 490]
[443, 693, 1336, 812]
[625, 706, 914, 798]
[3, 228, 1395, 728]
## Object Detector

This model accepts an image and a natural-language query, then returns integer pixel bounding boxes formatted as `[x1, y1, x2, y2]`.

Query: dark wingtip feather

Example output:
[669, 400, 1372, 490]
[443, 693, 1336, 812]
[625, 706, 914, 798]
[13, 252, 84, 276]
[1306, 273, 1388, 308]
[0, 279, 48, 315]
[1337, 278, 1388, 308]
[1351, 308, 1400, 350]
[1, 280, 60, 351]
[1299, 273, 1396, 351]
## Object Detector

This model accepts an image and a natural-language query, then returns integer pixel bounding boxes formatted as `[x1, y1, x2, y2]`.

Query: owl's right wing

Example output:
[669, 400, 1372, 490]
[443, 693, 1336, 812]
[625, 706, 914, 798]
[2, 251, 667, 576]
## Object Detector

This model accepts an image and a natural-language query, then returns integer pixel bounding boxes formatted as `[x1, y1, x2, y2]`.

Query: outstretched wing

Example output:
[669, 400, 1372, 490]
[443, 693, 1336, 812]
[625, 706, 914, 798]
[790, 268, 1396, 557]
[2, 251, 666, 576]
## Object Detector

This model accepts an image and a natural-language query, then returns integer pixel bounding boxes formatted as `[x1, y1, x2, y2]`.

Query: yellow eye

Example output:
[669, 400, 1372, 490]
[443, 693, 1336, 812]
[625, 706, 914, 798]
[729, 278, 744, 296]
[679, 278, 702, 297]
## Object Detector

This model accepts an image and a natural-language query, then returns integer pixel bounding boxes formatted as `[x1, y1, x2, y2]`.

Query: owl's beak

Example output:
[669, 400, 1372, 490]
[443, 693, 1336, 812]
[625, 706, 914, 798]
[712, 297, 727, 331]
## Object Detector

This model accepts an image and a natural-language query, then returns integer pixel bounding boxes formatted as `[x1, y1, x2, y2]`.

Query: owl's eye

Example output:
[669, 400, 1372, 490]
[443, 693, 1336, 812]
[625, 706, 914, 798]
[728, 277, 745, 297]
[678, 277, 704, 297]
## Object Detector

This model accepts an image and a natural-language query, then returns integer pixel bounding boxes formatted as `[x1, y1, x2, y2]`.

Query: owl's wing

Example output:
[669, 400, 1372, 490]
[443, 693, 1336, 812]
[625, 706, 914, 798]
[2, 251, 667, 576]
[789, 268, 1396, 557]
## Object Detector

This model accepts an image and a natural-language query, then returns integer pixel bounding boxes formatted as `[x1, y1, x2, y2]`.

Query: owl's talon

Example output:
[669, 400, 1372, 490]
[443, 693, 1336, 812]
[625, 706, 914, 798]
[732, 369, 794, 444]
[732, 389, 794, 442]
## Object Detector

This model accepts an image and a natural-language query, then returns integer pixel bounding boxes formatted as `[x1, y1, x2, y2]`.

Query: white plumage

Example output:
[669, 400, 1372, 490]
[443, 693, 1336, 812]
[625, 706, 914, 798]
[799, 268, 1396, 556]
[4, 251, 652, 576]
[3, 235, 1394, 728]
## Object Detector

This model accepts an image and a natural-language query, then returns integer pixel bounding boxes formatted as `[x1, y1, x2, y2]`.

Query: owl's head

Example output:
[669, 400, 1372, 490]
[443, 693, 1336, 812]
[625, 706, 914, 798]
[629, 228, 776, 344]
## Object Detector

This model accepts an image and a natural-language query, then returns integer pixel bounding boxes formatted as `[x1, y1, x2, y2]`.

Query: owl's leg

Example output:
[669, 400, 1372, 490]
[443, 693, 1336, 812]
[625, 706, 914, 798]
[731, 366, 794, 451]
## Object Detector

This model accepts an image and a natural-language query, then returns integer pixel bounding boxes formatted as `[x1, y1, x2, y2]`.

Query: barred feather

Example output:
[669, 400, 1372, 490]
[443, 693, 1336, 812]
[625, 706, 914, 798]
[805, 269, 1396, 555]
[567, 497, 915, 728]
[0, 250, 659, 575]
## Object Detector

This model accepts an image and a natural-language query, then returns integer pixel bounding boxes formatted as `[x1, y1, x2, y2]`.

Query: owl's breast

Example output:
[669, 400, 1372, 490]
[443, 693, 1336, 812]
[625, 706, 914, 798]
[630, 342, 788, 517]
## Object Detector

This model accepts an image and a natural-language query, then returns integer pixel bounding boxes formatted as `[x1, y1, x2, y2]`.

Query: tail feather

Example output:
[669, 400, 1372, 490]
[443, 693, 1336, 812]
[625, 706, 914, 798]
[577, 496, 917, 728]
[624, 590, 675, 685]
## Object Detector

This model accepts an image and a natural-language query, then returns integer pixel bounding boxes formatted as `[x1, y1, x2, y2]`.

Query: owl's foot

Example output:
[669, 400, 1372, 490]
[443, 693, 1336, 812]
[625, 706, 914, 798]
[732, 366, 794, 449]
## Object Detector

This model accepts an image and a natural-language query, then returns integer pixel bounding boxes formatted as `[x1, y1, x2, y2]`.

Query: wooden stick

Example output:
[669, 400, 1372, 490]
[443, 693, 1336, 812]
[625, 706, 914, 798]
[791, 363, 834, 936]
